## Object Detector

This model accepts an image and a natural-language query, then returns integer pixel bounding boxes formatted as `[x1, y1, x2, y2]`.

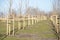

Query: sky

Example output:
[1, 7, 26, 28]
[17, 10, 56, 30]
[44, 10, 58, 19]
[0, 0, 53, 14]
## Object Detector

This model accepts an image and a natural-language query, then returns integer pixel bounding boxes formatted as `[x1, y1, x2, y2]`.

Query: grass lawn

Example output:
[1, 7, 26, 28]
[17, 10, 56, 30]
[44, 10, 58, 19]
[0, 20, 57, 40]
[16, 20, 56, 38]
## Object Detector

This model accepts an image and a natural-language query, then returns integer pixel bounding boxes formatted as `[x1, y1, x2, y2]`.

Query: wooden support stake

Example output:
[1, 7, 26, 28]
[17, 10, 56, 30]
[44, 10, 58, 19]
[18, 21, 20, 30]
[7, 18, 8, 35]
[32, 17, 34, 25]
[28, 18, 31, 26]
[23, 19, 25, 29]
[9, 24, 11, 36]
[12, 17, 14, 36]
[56, 16, 59, 33]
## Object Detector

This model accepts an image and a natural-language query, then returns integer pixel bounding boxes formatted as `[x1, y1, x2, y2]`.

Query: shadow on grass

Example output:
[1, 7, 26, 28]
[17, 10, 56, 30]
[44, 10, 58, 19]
[49, 20, 60, 40]
[0, 34, 7, 40]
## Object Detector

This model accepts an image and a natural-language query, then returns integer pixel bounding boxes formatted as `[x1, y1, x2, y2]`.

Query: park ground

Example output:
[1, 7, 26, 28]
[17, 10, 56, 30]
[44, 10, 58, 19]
[0, 20, 57, 40]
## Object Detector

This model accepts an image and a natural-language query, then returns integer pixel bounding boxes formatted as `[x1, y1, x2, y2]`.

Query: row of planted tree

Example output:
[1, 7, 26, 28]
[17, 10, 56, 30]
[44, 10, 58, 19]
[6, 13, 46, 36]
[50, 13, 60, 40]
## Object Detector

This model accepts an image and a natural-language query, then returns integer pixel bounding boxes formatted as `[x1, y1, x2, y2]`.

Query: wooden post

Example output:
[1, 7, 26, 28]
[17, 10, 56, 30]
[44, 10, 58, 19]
[18, 20, 21, 30]
[7, 15, 11, 36]
[7, 0, 12, 36]
[56, 16, 59, 33]
[32, 16, 34, 25]
[23, 18, 25, 29]
[36, 16, 38, 23]
[9, 24, 11, 36]
[7, 16, 8, 35]
[28, 17, 31, 26]
[12, 16, 14, 36]
[34, 19, 35, 24]
[56, 16, 58, 24]
[35, 16, 37, 24]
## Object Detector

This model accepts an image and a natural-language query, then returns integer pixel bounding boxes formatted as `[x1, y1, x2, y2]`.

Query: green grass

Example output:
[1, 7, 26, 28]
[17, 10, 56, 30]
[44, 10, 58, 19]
[16, 20, 56, 38]
[0, 21, 6, 34]
[4, 36, 35, 40]
[4, 36, 19, 40]
[0, 20, 56, 40]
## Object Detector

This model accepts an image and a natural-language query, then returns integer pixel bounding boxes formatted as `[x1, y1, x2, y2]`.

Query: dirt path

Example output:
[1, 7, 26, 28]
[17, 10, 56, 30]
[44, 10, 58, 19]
[15, 33, 41, 40]
[15, 33, 57, 40]
[15, 21, 57, 40]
